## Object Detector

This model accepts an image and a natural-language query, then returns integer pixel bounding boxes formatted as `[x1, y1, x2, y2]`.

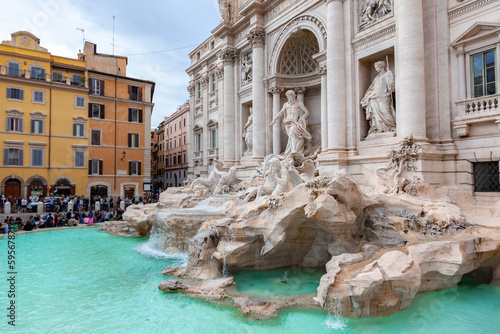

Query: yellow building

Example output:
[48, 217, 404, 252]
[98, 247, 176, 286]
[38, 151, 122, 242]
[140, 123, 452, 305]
[0, 31, 89, 199]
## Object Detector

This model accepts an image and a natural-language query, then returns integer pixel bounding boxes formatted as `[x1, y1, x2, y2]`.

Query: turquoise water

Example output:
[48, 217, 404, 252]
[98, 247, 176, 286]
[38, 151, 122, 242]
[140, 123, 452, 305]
[0, 228, 499, 333]
[231, 267, 325, 300]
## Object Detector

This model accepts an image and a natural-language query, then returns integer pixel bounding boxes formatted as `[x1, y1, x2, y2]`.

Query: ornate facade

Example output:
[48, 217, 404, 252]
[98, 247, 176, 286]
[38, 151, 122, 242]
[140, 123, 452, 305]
[186, 0, 500, 197]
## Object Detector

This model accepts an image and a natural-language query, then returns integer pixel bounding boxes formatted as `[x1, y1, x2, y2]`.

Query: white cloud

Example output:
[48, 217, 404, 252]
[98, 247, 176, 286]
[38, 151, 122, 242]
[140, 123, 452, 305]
[1, 0, 221, 127]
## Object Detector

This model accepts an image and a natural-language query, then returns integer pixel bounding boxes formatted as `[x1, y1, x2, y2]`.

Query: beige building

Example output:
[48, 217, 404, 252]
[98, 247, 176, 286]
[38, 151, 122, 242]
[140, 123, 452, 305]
[187, 0, 500, 199]
[163, 102, 190, 187]
[78, 42, 155, 199]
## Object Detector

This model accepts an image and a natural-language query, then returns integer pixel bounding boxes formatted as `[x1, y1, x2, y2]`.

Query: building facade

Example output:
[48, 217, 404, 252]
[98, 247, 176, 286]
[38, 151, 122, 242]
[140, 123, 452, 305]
[186, 0, 500, 197]
[0, 31, 89, 198]
[79, 42, 155, 199]
[164, 102, 190, 187]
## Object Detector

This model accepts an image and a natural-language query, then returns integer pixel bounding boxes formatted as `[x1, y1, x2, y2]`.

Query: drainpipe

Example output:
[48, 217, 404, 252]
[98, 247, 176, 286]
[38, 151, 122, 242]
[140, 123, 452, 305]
[48, 88, 52, 195]
[114, 77, 117, 191]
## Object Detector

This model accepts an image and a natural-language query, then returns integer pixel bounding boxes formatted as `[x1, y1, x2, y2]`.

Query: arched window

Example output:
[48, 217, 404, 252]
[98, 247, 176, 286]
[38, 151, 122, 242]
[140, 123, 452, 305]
[277, 30, 319, 75]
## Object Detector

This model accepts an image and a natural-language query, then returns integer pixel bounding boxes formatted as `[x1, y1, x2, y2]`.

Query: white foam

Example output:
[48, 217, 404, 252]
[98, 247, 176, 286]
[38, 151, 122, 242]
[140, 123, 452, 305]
[324, 315, 347, 331]
[134, 232, 188, 266]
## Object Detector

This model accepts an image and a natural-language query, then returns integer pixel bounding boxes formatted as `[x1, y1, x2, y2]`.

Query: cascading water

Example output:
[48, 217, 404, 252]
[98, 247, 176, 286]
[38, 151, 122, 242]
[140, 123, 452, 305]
[222, 254, 229, 278]
[134, 226, 188, 266]
[324, 292, 346, 330]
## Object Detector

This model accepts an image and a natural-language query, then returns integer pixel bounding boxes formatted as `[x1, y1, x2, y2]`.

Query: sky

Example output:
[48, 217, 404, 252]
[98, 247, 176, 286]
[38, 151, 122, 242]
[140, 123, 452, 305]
[1, 0, 221, 128]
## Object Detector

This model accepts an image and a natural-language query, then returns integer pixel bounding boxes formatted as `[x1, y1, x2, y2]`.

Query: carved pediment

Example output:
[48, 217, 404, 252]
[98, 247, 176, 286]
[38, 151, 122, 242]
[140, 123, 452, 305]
[1, 31, 48, 52]
[452, 22, 500, 48]
[207, 119, 218, 128]
[193, 124, 203, 132]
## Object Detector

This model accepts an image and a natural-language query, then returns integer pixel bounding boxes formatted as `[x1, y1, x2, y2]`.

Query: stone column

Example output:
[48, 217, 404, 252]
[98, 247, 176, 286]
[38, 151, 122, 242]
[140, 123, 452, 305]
[317, 65, 328, 150]
[220, 48, 237, 164]
[248, 28, 266, 160]
[456, 46, 466, 100]
[215, 66, 225, 161]
[326, 0, 347, 151]
[294, 87, 306, 103]
[187, 82, 196, 174]
[396, 0, 427, 140]
[269, 86, 284, 155]
[201, 74, 210, 166]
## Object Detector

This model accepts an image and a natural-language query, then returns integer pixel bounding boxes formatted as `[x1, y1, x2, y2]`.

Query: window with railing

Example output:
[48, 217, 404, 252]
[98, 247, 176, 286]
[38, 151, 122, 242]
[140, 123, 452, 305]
[30, 67, 45, 80]
[8, 63, 20, 77]
[52, 72, 64, 82]
[471, 50, 496, 98]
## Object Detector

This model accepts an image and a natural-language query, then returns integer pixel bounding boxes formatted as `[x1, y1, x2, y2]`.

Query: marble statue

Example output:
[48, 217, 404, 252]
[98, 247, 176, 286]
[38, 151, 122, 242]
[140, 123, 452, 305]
[190, 160, 223, 192]
[244, 157, 282, 201]
[360, 0, 392, 29]
[270, 90, 312, 158]
[213, 166, 240, 195]
[243, 108, 253, 152]
[361, 60, 396, 135]
[241, 54, 252, 83]
[218, 0, 232, 22]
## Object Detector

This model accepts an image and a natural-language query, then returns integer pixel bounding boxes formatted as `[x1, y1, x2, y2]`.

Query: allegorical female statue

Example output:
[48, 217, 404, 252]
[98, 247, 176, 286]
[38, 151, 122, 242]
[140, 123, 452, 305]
[360, 60, 396, 135]
[271, 90, 312, 157]
[243, 108, 253, 152]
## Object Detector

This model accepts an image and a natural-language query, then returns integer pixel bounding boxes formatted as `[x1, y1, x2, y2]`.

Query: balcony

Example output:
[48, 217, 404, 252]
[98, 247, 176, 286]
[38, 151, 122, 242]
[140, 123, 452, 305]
[453, 93, 500, 137]
[194, 151, 203, 160]
[0, 66, 88, 88]
[207, 148, 218, 158]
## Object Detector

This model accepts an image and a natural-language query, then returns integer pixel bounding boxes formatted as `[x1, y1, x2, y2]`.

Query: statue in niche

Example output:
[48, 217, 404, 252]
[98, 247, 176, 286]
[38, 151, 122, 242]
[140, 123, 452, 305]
[270, 90, 312, 158]
[361, 60, 396, 135]
[241, 54, 252, 83]
[359, 0, 392, 29]
[243, 108, 253, 152]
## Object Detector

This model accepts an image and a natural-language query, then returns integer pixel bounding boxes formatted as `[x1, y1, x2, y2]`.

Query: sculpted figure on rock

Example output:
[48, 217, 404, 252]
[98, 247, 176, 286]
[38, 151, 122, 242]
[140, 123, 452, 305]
[190, 160, 223, 192]
[361, 60, 396, 135]
[271, 90, 312, 158]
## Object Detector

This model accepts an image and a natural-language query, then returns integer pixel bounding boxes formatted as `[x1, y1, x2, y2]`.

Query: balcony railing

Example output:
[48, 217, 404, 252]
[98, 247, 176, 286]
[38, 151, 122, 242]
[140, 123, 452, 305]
[0, 66, 88, 88]
[454, 93, 500, 137]
[194, 151, 202, 159]
[207, 148, 218, 157]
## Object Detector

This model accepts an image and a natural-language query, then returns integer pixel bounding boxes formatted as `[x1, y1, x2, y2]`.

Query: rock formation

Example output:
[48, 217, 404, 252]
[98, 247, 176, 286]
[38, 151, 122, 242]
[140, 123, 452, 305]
[115, 147, 500, 319]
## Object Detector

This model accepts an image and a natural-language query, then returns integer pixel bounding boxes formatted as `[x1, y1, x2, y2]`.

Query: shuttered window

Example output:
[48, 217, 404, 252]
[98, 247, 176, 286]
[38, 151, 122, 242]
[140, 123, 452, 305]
[91, 130, 101, 146]
[3, 148, 23, 166]
[75, 151, 85, 167]
[89, 103, 105, 119]
[32, 149, 44, 166]
[6, 117, 23, 132]
[128, 108, 143, 123]
[7, 88, 24, 100]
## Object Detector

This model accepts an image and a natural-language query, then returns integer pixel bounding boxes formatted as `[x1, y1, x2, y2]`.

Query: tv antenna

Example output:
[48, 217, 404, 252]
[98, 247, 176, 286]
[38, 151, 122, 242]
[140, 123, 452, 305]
[112, 15, 116, 55]
[76, 28, 85, 50]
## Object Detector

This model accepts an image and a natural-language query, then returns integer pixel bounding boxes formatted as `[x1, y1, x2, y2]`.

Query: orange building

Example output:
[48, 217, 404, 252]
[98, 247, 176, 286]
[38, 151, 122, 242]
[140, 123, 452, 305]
[78, 42, 155, 199]
[164, 102, 189, 187]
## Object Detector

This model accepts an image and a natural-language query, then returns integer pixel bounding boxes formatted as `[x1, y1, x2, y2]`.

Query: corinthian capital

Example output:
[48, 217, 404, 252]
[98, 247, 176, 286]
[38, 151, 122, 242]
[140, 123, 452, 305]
[316, 65, 327, 75]
[268, 86, 284, 95]
[247, 28, 266, 48]
[187, 83, 195, 95]
[219, 47, 238, 64]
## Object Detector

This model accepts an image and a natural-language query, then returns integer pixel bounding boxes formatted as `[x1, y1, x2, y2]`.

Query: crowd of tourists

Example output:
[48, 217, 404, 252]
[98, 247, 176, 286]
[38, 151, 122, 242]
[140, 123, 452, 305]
[0, 192, 160, 234]
[0, 193, 159, 214]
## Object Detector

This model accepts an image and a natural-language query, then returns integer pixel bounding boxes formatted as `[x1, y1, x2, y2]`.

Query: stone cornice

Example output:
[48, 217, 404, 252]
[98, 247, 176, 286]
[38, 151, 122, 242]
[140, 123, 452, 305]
[448, 0, 499, 19]
[352, 23, 396, 52]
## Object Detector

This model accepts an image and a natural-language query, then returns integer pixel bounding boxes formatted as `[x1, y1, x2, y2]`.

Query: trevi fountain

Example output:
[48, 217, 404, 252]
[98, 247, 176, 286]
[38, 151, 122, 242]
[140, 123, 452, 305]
[104, 85, 500, 323]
